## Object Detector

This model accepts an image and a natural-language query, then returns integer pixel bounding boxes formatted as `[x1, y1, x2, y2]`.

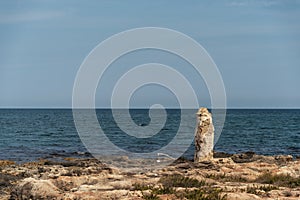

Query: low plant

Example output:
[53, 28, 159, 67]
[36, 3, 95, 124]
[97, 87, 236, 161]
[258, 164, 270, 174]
[142, 193, 159, 200]
[246, 184, 278, 195]
[159, 174, 207, 188]
[246, 185, 262, 195]
[255, 172, 300, 188]
[133, 183, 153, 191]
[205, 173, 248, 182]
[152, 186, 175, 195]
[183, 188, 227, 200]
[133, 174, 227, 200]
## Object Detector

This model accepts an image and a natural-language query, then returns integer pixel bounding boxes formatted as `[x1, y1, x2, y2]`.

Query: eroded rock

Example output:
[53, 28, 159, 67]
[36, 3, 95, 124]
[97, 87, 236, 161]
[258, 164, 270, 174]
[10, 177, 60, 200]
[194, 107, 214, 162]
[0, 154, 299, 200]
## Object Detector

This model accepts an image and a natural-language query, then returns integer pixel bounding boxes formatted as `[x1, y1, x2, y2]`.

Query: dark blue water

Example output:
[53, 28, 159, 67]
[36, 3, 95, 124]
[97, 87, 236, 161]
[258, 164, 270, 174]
[0, 109, 299, 162]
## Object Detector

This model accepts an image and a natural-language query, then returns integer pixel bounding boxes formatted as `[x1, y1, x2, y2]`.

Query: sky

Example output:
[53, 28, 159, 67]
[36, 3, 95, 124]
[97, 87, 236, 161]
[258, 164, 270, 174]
[0, 0, 300, 108]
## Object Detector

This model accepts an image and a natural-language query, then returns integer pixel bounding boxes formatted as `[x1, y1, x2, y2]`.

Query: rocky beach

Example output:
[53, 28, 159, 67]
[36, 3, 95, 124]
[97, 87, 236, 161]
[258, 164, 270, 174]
[0, 152, 300, 200]
[2, 0, 300, 199]
[1, 108, 299, 200]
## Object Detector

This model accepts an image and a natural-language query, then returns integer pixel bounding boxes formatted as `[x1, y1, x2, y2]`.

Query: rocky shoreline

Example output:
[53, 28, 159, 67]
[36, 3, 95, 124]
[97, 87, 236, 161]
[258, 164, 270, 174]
[0, 152, 299, 200]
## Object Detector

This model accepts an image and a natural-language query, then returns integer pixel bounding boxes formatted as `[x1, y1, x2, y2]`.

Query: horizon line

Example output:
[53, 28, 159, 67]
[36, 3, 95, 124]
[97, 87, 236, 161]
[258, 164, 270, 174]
[0, 107, 300, 109]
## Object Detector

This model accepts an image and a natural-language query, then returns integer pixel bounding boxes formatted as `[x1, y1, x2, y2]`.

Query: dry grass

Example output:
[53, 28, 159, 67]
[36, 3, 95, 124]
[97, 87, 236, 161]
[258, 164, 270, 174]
[255, 172, 300, 188]
[205, 173, 248, 182]
[159, 174, 207, 188]
[133, 174, 227, 200]
[246, 184, 279, 195]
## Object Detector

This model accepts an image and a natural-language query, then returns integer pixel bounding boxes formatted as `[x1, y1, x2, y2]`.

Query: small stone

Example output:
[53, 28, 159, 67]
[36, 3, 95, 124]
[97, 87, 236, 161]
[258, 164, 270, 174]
[275, 155, 293, 163]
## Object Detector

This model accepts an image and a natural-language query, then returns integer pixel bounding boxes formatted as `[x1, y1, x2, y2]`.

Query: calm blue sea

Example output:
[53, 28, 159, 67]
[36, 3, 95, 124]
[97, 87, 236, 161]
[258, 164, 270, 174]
[0, 109, 299, 162]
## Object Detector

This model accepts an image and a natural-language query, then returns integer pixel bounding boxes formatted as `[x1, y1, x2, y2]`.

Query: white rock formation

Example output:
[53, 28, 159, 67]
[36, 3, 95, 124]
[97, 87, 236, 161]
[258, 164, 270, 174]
[194, 107, 214, 162]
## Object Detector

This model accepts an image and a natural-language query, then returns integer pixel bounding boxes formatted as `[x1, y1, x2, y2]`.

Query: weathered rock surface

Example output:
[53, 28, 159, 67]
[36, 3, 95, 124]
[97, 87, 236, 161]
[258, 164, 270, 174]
[0, 154, 299, 200]
[10, 178, 60, 199]
[194, 107, 214, 162]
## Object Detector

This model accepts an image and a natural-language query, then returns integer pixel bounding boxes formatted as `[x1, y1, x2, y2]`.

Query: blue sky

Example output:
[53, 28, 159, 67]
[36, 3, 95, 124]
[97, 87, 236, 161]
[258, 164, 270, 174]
[0, 0, 299, 108]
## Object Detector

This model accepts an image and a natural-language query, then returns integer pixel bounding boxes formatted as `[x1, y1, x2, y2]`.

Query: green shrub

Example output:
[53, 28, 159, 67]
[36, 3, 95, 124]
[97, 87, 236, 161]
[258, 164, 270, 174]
[246, 184, 278, 195]
[159, 174, 206, 188]
[133, 183, 153, 191]
[205, 173, 248, 182]
[256, 173, 300, 188]
[152, 186, 175, 195]
[183, 188, 227, 200]
[142, 193, 159, 200]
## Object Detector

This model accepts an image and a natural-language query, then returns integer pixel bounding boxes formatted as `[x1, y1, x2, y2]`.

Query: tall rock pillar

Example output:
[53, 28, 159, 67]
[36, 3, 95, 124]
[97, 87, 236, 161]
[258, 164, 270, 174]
[194, 107, 214, 162]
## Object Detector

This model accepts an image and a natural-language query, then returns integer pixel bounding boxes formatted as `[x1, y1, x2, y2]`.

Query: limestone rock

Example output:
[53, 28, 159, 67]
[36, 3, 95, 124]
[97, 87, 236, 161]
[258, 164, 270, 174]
[194, 107, 214, 162]
[10, 177, 60, 199]
[275, 155, 293, 163]
[226, 192, 261, 200]
[0, 155, 299, 199]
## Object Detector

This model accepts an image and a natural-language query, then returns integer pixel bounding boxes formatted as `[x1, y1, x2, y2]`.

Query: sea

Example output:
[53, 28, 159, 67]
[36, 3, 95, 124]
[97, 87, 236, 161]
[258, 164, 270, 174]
[0, 109, 299, 162]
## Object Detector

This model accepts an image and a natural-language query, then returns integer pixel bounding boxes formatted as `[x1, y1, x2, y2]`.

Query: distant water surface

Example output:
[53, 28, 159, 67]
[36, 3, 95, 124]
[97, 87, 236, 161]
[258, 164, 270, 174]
[0, 109, 299, 162]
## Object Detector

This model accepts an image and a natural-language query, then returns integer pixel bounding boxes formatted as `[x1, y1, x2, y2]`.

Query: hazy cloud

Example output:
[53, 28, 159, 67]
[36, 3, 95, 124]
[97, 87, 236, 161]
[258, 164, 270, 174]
[228, 0, 289, 7]
[0, 11, 64, 24]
